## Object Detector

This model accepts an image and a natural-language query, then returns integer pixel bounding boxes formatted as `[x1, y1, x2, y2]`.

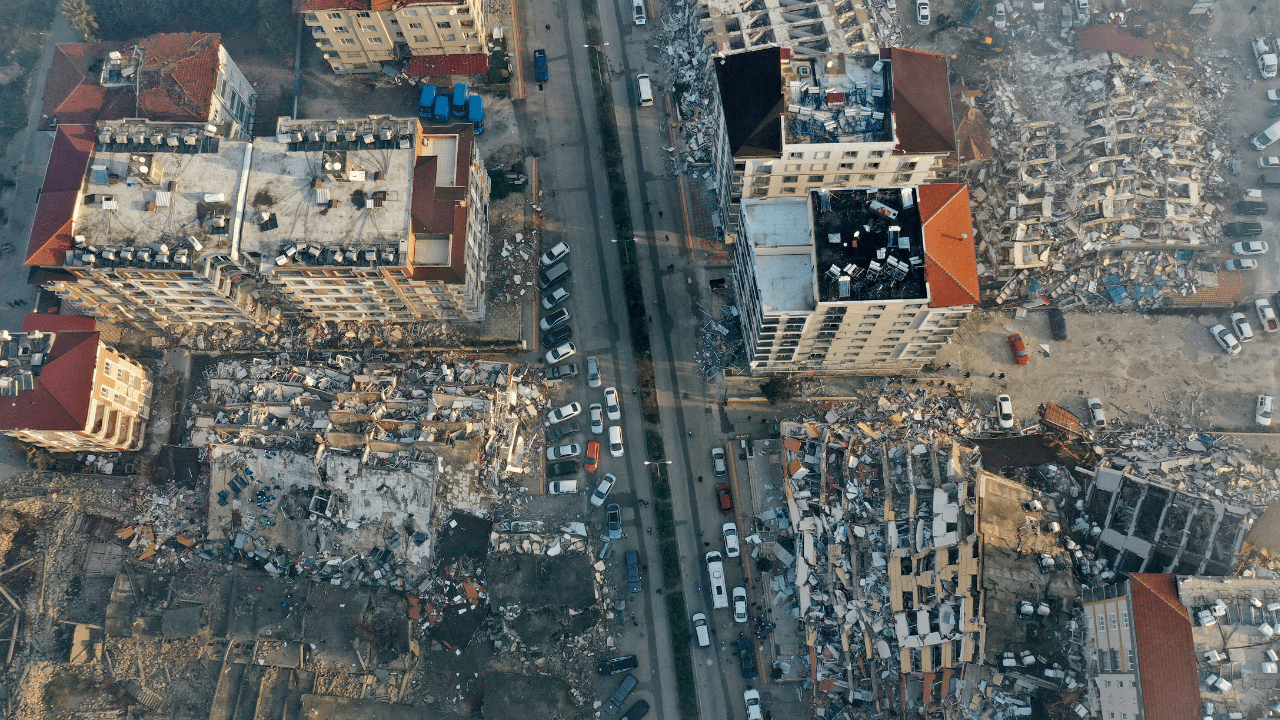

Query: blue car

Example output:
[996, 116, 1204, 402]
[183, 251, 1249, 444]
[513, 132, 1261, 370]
[534, 49, 548, 83]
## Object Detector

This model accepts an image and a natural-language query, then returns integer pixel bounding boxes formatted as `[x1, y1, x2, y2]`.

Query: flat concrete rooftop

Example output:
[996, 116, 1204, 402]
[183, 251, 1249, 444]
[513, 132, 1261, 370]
[742, 197, 815, 314]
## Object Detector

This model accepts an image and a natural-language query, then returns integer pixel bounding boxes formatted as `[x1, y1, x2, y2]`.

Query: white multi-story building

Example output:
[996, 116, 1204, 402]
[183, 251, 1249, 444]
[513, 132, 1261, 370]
[301, 0, 488, 75]
[733, 184, 979, 374]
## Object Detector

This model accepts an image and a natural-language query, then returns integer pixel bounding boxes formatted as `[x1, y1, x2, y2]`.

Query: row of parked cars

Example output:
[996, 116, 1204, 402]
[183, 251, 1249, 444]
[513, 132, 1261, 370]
[993, 394, 1106, 430]
[1209, 298, 1279, 355]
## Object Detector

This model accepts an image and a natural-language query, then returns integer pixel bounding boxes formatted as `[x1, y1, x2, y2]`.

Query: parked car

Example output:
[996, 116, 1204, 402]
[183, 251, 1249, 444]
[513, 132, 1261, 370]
[548, 402, 583, 424]
[547, 421, 581, 442]
[744, 689, 763, 720]
[533, 49, 549, 83]
[606, 503, 623, 539]
[1007, 333, 1029, 365]
[692, 612, 711, 647]
[585, 441, 601, 472]
[1257, 298, 1280, 332]
[1270, 89, 1280, 101]
[589, 472, 617, 506]
[545, 342, 576, 363]
[1269, 103, 1280, 119]
[619, 701, 650, 720]
[604, 386, 621, 421]
[733, 587, 748, 623]
[737, 637, 758, 679]
[590, 404, 605, 434]
[1233, 241, 1270, 255]
[633, 0, 647, 23]
[1086, 397, 1106, 428]
[542, 324, 573, 347]
[1048, 308, 1068, 340]
[1259, 395, 1275, 427]
[547, 443, 581, 460]
[603, 674, 637, 715]
[996, 394, 1014, 429]
[712, 447, 727, 476]
[723, 522, 740, 557]
[1224, 259, 1259, 271]
[547, 477, 578, 492]
[597, 655, 638, 676]
[608, 425, 624, 457]
[1210, 324, 1242, 355]
[716, 483, 733, 513]
[540, 241, 570, 266]
[1261, 156, 1280, 168]
[1237, 200, 1270, 215]
[625, 550, 642, 592]
[547, 362, 579, 380]
[542, 286, 570, 309]
[587, 356, 601, 388]
[993, 1, 1006, 27]
[916, 0, 930, 24]
[1231, 312, 1255, 342]
[1225, 221, 1264, 237]
[540, 307, 571, 331]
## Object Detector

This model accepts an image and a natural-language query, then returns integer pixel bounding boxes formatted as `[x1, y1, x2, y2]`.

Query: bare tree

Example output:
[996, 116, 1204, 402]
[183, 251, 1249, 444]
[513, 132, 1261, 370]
[63, 0, 99, 42]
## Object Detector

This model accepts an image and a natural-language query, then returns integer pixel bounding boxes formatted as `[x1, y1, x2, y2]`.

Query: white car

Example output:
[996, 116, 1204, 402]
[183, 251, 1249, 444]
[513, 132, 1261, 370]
[546, 443, 581, 460]
[545, 342, 576, 363]
[1233, 241, 1270, 255]
[1210, 324, 1242, 355]
[1259, 395, 1275, 426]
[548, 402, 583, 424]
[916, 0, 930, 24]
[587, 356, 601, 388]
[608, 425, 624, 457]
[1261, 156, 1280, 168]
[993, 2, 1006, 27]
[1225, 259, 1259, 271]
[590, 403, 604, 434]
[733, 587, 748, 623]
[996, 394, 1014, 429]
[1086, 397, 1106, 428]
[539, 307, 570, 331]
[540, 241, 570, 266]
[744, 689, 763, 720]
[542, 286, 570, 309]
[548, 480, 578, 494]
[1257, 298, 1280, 332]
[590, 473, 617, 506]
[1231, 312, 1255, 342]
[712, 447, 727, 476]
[723, 522, 740, 557]
[604, 386, 621, 421]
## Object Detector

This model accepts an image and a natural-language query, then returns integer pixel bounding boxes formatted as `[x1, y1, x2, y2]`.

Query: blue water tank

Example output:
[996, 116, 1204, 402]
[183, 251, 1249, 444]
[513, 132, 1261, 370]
[451, 83, 469, 117]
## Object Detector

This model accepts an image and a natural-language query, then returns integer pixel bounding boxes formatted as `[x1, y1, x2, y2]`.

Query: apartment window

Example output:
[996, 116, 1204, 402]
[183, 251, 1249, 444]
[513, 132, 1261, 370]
[361, 24, 377, 31]
[888, 330, 904, 335]
[879, 344, 895, 349]
[893, 321, 910, 327]
[867, 162, 881, 170]
[838, 164, 854, 171]
[1120, 611, 1128, 629]
[781, 176, 798, 183]
[900, 161, 917, 172]
[855, 331, 872, 336]
[844, 352, 860, 357]
[906, 304, 923, 309]
[340, 37, 356, 44]
[807, 175, 823, 183]
[458, 6, 471, 12]
[327, 11, 342, 18]
[1099, 651, 1110, 672]
[368, 36, 385, 43]
[403, 8, 419, 15]
[413, 34, 428, 41]
[432, 7, 448, 13]
[460, 19, 474, 27]
[843, 151, 858, 158]
[409, 22, 423, 28]
[395, 31, 403, 36]
[335, 25, 350, 32]
[809, 164, 827, 172]
[389, 18, 399, 24]
[836, 175, 850, 181]
[1096, 615, 1105, 633]
[815, 151, 830, 159]
[871, 305, 886, 310]
[869, 150, 885, 158]
[1109, 613, 1117, 630]
[1117, 681, 1124, 688]
[437, 21, 452, 27]
[858, 322, 876, 328]
[1110, 648, 1121, 671]
[875, 352, 891, 356]
[355, 10, 371, 16]
[443, 33, 456, 40]
[1127, 649, 1136, 670]
[861, 174, 876, 181]
[317, 37, 333, 46]
[789, 152, 803, 159]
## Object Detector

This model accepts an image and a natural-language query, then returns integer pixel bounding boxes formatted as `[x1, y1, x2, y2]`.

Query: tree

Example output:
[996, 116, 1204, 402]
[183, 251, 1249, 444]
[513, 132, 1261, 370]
[63, 0, 100, 42]
[759, 375, 799, 405]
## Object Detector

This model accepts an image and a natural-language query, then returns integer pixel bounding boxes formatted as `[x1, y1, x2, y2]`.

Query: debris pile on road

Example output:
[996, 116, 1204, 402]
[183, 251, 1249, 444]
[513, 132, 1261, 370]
[693, 299, 746, 379]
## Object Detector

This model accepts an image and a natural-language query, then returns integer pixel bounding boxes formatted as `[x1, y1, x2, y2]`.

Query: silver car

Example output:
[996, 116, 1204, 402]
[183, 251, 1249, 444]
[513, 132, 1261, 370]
[590, 404, 605, 434]
[587, 356, 601, 388]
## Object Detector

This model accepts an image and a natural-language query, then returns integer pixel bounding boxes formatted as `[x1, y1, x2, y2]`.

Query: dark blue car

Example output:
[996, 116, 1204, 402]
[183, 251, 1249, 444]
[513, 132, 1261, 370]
[534, 49, 548, 83]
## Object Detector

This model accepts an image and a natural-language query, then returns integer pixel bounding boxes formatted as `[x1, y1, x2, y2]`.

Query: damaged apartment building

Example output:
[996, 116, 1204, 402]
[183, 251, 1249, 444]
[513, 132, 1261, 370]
[26, 115, 491, 333]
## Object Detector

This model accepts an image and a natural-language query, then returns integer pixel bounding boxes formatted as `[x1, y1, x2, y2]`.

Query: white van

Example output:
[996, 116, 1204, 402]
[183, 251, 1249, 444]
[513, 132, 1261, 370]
[636, 74, 653, 107]
[633, 0, 647, 24]
[706, 550, 728, 608]
[691, 612, 711, 647]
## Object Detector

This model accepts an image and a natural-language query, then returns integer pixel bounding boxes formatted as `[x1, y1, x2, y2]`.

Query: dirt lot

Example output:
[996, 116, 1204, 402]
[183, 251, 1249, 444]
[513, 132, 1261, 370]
[933, 308, 1280, 431]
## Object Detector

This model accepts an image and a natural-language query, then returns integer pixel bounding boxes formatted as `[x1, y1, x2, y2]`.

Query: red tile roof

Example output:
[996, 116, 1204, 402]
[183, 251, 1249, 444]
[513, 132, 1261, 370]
[22, 314, 97, 333]
[0, 330, 99, 432]
[26, 125, 96, 268]
[408, 124, 474, 285]
[1129, 574, 1200, 720]
[296, 0, 370, 11]
[919, 184, 979, 307]
[408, 53, 490, 78]
[1078, 25, 1158, 58]
[888, 48, 957, 155]
[39, 43, 118, 130]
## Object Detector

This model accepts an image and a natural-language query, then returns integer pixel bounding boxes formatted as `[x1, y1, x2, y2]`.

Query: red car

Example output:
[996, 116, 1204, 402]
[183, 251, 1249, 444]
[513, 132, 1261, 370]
[1007, 334, 1029, 365]
[585, 441, 601, 472]
[716, 484, 733, 513]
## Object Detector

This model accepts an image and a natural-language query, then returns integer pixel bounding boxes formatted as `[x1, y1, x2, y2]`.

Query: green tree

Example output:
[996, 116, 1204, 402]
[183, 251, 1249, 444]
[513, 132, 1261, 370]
[760, 375, 799, 405]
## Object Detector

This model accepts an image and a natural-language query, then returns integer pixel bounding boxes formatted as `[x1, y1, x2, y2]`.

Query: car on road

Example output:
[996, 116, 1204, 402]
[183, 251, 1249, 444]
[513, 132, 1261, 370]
[547, 443, 581, 460]
[716, 483, 733, 513]
[547, 477, 578, 493]
[1048, 308, 1067, 340]
[547, 362, 578, 380]
[540, 241, 570, 266]
[733, 587, 748, 622]
[604, 386, 621, 420]
[996, 394, 1014, 429]
[625, 549, 642, 592]
[1262, 156, 1280, 168]
[633, 0, 647, 24]
[590, 404, 604, 434]
[548, 402, 582, 424]
[706, 551, 728, 608]
[1259, 395, 1275, 427]
[585, 441, 601, 472]
[1237, 200, 1270, 215]
[744, 689, 763, 720]
[692, 612, 711, 647]
[917, 0, 930, 24]
[993, 1, 1006, 27]
[589, 472, 616, 506]
[619, 701, 649, 720]
[1270, 90, 1280, 101]
[1210, 324, 1242, 355]
[1270, 103, 1280, 118]
[547, 421, 580, 442]
[603, 674, 637, 715]
[1258, 298, 1280, 332]
[606, 503, 623, 539]
[1233, 241, 1270, 255]
[540, 307, 571, 331]
[1086, 397, 1106, 428]
[1225, 221, 1264, 237]
[737, 637, 758, 679]
[1224, 259, 1259, 271]
[723, 522, 740, 557]
[1007, 333, 1029, 365]
[712, 447, 727, 476]
[545, 342, 575, 363]
[597, 655, 639, 676]
[1231, 312, 1255, 342]
[542, 324, 573, 348]
[542, 286, 570, 309]
[587, 356, 601, 388]
[608, 425, 624, 457]
[533, 49, 549, 83]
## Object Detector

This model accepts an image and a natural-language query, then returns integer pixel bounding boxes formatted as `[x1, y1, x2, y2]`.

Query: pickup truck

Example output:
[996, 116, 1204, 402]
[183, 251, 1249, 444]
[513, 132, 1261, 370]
[1255, 37, 1278, 79]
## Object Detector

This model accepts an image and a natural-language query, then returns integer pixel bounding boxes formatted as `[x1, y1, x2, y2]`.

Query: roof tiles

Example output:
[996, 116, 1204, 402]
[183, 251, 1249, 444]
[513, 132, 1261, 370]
[26, 125, 96, 267]
[919, 184, 979, 307]
[1129, 574, 1200, 720]
[888, 48, 957, 155]
[408, 53, 490, 77]
[0, 330, 99, 432]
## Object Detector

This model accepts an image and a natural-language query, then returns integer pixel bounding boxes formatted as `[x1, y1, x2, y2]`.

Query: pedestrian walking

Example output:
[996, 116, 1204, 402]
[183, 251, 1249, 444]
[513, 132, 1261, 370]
[647, 527, 652, 534]
[546, 23, 551, 29]
[632, 388, 637, 395]
[696, 530, 704, 536]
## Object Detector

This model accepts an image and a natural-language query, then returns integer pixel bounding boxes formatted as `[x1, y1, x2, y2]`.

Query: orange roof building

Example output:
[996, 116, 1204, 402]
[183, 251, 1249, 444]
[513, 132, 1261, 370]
[734, 183, 980, 375]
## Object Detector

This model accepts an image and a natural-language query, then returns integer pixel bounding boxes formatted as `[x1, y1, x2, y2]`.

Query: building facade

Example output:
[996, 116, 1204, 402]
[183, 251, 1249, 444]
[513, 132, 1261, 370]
[733, 184, 978, 374]
[0, 316, 153, 453]
[301, 0, 487, 75]
[1081, 583, 1143, 718]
